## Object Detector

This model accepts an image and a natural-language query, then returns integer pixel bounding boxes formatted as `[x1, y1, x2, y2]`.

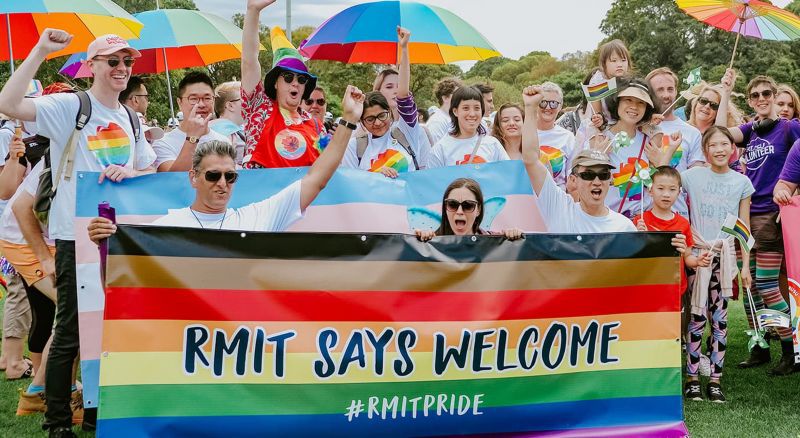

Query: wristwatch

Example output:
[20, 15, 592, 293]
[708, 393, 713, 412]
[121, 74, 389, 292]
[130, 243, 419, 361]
[186, 136, 199, 144]
[338, 118, 358, 131]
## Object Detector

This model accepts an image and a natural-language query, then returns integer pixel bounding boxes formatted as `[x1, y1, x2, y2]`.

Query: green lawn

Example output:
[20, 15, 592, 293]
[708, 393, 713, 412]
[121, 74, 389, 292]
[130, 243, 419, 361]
[0, 295, 798, 437]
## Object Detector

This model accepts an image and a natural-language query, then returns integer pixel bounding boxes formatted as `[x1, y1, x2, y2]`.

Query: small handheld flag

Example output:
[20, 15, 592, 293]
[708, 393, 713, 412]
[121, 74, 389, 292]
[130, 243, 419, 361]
[582, 78, 618, 102]
[721, 213, 755, 251]
[684, 68, 702, 87]
[756, 309, 791, 328]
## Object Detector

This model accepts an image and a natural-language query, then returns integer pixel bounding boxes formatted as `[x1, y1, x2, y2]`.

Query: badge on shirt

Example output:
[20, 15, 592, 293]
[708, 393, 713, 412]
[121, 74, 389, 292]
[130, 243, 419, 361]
[274, 129, 307, 160]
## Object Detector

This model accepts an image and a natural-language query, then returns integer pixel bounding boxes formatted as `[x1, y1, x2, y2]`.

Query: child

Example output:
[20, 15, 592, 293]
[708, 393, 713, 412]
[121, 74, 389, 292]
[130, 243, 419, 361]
[680, 126, 754, 403]
[589, 39, 633, 123]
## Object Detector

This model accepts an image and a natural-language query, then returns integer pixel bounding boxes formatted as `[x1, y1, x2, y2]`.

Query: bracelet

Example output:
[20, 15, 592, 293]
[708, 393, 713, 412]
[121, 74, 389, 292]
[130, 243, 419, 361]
[338, 118, 358, 131]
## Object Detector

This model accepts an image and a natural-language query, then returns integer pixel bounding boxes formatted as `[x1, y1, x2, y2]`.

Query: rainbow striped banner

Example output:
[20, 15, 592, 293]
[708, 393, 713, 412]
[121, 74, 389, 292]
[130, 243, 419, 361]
[96, 227, 686, 436]
[780, 198, 800, 364]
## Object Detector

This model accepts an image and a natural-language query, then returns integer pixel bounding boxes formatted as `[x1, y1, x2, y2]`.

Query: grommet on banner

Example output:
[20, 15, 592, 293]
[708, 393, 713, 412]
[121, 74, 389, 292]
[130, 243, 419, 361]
[576, 235, 583, 241]
[361, 235, 367, 242]
[471, 236, 477, 242]
[240, 233, 246, 238]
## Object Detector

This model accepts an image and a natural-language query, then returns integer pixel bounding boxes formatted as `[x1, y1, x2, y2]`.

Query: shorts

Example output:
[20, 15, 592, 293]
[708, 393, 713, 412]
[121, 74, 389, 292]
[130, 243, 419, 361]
[750, 212, 783, 253]
[2, 273, 31, 339]
[0, 240, 56, 289]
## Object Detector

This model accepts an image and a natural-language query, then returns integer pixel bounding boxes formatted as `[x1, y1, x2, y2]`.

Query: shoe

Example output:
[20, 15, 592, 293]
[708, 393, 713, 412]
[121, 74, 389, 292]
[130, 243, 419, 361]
[737, 344, 771, 368]
[698, 353, 712, 377]
[706, 382, 726, 403]
[769, 341, 799, 376]
[683, 381, 702, 401]
[16, 389, 46, 415]
[48, 426, 76, 438]
[70, 389, 84, 425]
[82, 407, 97, 432]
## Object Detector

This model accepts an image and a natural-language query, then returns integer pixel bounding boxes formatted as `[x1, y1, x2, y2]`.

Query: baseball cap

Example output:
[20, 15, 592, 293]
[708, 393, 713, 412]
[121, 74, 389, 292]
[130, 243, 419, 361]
[571, 149, 616, 170]
[617, 83, 654, 108]
[87, 34, 142, 60]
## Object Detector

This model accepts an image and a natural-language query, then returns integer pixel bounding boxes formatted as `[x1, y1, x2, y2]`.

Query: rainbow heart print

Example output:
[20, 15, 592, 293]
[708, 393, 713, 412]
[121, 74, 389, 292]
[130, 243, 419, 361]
[87, 123, 131, 167]
[370, 149, 409, 173]
[539, 146, 565, 178]
[613, 158, 649, 200]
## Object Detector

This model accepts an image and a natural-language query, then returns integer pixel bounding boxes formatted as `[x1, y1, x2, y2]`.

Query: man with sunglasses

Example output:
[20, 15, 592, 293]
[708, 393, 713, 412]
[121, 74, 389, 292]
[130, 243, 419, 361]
[535, 82, 576, 190]
[0, 30, 157, 436]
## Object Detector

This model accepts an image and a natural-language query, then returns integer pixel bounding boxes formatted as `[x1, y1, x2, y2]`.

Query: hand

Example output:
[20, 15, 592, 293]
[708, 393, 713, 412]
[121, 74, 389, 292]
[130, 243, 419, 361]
[645, 135, 667, 166]
[415, 229, 435, 242]
[671, 233, 688, 254]
[397, 26, 411, 48]
[650, 113, 665, 125]
[342, 85, 366, 122]
[87, 217, 117, 246]
[588, 134, 611, 152]
[379, 167, 399, 179]
[636, 218, 648, 231]
[98, 164, 135, 183]
[697, 251, 713, 268]
[8, 136, 24, 160]
[741, 268, 752, 289]
[590, 113, 604, 128]
[720, 68, 736, 95]
[522, 85, 543, 108]
[773, 183, 795, 206]
[503, 228, 524, 240]
[179, 104, 211, 138]
[36, 29, 73, 55]
[247, 0, 277, 12]
[668, 131, 682, 148]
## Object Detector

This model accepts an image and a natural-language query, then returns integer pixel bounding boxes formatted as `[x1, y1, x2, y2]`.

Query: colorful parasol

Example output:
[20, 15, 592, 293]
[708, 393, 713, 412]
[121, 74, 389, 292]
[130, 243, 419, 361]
[299, 0, 501, 64]
[676, 0, 800, 68]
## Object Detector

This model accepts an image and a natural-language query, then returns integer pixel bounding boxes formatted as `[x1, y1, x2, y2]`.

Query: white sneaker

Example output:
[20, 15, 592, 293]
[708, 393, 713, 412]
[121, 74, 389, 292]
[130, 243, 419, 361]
[699, 353, 712, 377]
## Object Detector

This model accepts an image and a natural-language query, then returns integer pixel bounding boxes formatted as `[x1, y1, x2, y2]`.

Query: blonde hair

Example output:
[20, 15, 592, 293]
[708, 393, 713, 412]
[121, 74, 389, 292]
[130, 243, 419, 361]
[689, 84, 744, 128]
[214, 81, 241, 117]
[776, 84, 800, 119]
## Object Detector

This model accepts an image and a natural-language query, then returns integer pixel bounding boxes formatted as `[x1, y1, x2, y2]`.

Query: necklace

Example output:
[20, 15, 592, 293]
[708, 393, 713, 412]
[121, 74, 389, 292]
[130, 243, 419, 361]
[189, 208, 226, 230]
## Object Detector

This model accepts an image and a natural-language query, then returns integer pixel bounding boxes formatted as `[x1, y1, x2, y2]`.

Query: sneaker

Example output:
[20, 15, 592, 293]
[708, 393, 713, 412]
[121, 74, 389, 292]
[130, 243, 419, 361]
[683, 381, 702, 401]
[48, 426, 76, 438]
[70, 390, 84, 425]
[16, 389, 46, 415]
[706, 382, 726, 403]
[698, 353, 712, 377]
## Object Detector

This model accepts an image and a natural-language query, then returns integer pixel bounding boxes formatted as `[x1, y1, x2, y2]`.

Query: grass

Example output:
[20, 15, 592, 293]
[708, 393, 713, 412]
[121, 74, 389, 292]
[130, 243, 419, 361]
[0, 294, 799, 437]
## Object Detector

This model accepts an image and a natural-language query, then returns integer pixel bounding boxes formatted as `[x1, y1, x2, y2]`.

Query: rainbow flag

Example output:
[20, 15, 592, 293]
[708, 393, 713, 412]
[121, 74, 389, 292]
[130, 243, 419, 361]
[581, 78, 618, 102]
[721, 213, 755, 252]
[96, 228, 686, 436]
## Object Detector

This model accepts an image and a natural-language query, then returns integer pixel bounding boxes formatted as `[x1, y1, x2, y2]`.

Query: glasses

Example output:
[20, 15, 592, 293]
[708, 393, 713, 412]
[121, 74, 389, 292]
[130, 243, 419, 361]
[181, 95, 214, 105]
[201, 170, 238, 184]
[362, 111, 390, 125]
[577, 170, 612, 181]
[538, 100, 562, 109]
[749, 89, 773, 100]
[280, 71, 309, 85]
[93, 56, 135, 68]
[444, 199, 479, 213]
[304, 98, 326, 106]
[133, 94, 149, 100]
[696, 97, 719, 111]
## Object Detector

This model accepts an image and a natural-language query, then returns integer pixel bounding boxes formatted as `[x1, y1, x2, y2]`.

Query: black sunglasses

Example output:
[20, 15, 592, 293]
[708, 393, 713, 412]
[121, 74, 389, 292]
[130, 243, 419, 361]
[202, 170, 238, 184]
[749, 89, 773, 100]
[304, 98, 326, 106]
[538, 100, 561, 109]
[444, 199, 479, 213]
[280, 71, 309, 85]
[93, 56, 135, 68]
[696, 97, 719, 111]
[577, 170, 612, 181]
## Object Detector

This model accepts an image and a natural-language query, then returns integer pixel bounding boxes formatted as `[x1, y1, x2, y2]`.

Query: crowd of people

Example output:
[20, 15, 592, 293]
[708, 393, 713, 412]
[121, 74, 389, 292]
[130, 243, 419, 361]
[0, 0, 799, 436]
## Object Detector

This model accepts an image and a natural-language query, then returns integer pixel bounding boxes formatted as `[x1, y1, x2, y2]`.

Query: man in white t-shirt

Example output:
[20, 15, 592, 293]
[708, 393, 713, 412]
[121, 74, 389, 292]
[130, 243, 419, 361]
[153, 71, 231, 172]
[426, 77, 461, 146]
[0, 30, 157, 434]
[536, 82, 576, 190]
[87, 86, 366, 240]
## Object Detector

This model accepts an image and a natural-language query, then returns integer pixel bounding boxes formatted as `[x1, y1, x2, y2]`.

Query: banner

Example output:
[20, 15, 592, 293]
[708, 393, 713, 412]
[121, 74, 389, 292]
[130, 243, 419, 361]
[97, 226, 686, 437]
[76, 162, 545, 407]
[780, 197, 800, 364]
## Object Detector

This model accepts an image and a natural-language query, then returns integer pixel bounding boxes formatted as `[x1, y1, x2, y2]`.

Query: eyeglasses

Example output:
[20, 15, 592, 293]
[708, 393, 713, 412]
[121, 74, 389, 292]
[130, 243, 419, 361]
[444, 199, 479, 213]
[304, 98, 326, 106]
[696, 97, 719, 111]
[749, 89, 773, 100]
[362, 111, 390, 125]
[93, 56, 135, 68]
[181, 95, 214, 105]
[280, 71, 309, 85]
[201, 170, 238, 184]
[227, 98, 241, 103]
[538, 100, 562, 109]
[133, 94, 149, 100]
[577, 170, 612, 181]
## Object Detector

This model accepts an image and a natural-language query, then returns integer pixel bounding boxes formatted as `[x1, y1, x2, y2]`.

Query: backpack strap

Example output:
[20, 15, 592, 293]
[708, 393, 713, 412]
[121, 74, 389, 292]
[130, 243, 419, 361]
[390, 127, 420, 170]
[60, 90, 92, 184]
[122, 103, 141, 143]
[356, 134, 369, 164]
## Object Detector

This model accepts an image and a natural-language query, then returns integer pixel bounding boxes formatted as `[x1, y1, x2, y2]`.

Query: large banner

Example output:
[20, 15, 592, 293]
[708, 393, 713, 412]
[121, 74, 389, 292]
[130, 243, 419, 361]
[76, 162, 545, 407]
[780, 197, 800, 364]
[97, 226, 686, 437]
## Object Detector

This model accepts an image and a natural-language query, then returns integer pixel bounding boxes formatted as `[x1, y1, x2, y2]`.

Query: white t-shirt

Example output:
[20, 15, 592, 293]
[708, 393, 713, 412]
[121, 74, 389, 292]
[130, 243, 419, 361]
[152, 127, 231, 168]
[681, 166, 754, 241]
[153, 180, 303, 231]
[537, 126, 576, 189]
[34, 91, 156, 241]
[428, 134, 509, 168]
[0, 162, 50, 245]
[426, 108, 451, 146]
[0, 123, 15, 215]
[341, 118, 431, 172]
[658, 118, 704, 217]
[536, 171, 637, 233]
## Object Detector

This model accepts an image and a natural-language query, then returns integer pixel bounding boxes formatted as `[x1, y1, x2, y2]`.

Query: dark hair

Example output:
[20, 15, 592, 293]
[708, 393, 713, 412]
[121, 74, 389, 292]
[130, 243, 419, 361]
[436, 178, 485, 236]
[606, 77, 656, 125]
[435, 77, 462, 106]
[701, 125, 735, 152]
[746, 75, 777, 95]
[448, 86, 486, 136]
[120, 76, 145, 103]
[491, 103, 524, 148]
[373, 68, 399, 91]
[417, 108, 430, 123]
[475, 83, 494, 95]
[361, 91, 392, 117]
[598, 39, 633, 75]
[651, 165, 682, 187]
[178, 71, 214, 97]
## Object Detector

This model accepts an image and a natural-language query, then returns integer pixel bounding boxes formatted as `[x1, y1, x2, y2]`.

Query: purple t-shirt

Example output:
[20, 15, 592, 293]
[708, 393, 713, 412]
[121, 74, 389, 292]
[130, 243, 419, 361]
[739, 118, 800, 213]
[779, 139, 800, 184]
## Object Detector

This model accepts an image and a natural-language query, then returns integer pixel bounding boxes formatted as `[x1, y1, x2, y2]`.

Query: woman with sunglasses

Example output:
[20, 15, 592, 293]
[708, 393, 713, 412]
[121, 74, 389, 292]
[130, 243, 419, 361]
[340, 27, 430, 177]
[415, 178, 523, 241]
[241, 0, 324, 169]
[535, 82, 575, 190]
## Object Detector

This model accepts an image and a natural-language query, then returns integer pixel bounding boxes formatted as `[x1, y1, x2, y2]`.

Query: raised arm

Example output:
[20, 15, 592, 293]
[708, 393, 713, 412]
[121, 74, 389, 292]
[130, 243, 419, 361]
[715, 68, 743, 143]
[0, 136, 26, 199]
[397, 27, 411, 100]
[300, 85, 365, 211]
[241, 0, 276, 94]
[0, 29, 73, 121]
[520, 86, 545, 195]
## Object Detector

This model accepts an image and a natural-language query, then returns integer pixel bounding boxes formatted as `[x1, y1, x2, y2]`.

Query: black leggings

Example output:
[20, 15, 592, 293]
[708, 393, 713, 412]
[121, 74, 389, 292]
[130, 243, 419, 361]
[21, 278, 55, 354]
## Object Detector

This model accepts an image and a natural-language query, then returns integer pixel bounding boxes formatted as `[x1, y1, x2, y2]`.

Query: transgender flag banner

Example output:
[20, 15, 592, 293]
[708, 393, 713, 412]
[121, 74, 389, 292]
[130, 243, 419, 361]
[780, 197, 800, 364]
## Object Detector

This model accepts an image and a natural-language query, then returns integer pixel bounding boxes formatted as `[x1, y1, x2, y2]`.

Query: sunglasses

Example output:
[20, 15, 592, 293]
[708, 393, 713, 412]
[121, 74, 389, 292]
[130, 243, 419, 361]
[749, 89, 773, 100]
[538, 100, 561, 109]
[696, 97, 719, 111]
[304, 98, 326, 106]
[201, 170, 238, 184]
[362, 111, 390, 125]
[93, 56, 135, 68]
[280, 71, 309, 85]
[577, 170, 612, 181]
[444, 199, 479, 213]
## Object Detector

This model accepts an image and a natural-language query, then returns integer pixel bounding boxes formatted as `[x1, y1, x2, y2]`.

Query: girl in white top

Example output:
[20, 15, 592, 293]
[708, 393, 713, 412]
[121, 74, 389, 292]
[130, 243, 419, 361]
[428, 85, 509, 168]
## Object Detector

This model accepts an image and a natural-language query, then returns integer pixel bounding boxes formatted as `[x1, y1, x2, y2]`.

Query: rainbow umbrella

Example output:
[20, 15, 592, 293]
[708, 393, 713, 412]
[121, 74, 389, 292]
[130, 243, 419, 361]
[59, 52, 92, 79]
[0, 0, 143, 72]
[676, 0, 800, 68]
[299, 1, 501, 64]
